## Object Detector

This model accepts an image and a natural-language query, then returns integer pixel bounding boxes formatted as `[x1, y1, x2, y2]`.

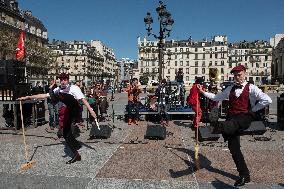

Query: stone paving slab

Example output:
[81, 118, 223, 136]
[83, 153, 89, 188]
[96, 122, 197, 182]
[0, 172, 91, 189]
[1, 172, 283, 189]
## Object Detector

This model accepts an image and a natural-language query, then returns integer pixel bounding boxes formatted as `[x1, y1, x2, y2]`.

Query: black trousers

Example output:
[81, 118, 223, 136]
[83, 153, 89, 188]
[220, 113, 254, 177]
[62, 109, 81, 154]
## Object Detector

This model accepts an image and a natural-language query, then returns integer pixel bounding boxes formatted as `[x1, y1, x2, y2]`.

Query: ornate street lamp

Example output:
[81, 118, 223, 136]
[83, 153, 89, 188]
[144, 1, 174, 80]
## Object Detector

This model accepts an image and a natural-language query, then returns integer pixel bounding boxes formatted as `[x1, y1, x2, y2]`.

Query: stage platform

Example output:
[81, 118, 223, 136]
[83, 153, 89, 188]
[124, 106, 195, 115]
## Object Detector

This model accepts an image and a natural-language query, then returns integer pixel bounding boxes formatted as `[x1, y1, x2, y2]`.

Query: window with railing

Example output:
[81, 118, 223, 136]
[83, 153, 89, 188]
[202, 68, 205, 74]
[180, 61, 183, 66]
[195, 61, 198, 67]
[195, 68, 198, 74]
[195, 54, 198, 59]
[175, 61, 177, 66]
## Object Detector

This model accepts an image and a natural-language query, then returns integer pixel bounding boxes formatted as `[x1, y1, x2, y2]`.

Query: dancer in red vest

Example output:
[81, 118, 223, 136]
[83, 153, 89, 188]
[18, 73, 97, 164]
[197, 65, 272, 187]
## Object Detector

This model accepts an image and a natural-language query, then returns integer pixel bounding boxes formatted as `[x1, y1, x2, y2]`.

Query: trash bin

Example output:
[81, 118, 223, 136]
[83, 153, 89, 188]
[277, 93, 284, 129]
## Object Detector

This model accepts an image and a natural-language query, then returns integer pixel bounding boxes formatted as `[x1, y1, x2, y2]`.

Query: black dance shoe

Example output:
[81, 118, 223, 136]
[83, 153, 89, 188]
[234, 176, 251, 187]
[87, 135, 96, 140]
[66, 154, 81, 164]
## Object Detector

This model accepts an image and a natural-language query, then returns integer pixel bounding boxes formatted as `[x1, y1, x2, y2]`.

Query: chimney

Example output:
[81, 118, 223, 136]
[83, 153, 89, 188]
[24, 10, 32, 17]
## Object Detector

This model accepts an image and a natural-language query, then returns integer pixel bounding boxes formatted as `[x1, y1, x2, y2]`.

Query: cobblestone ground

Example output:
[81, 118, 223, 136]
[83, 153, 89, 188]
[0, 93, 283, 189]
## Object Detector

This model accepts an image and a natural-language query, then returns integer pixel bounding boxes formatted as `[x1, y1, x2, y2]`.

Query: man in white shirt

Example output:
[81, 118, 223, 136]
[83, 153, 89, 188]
[197, 65, 272, 187]
[18, 73, 97, 164]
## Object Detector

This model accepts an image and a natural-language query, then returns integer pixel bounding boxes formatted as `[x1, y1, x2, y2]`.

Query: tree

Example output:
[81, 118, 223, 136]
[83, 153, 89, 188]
[139, 72, 150, 85]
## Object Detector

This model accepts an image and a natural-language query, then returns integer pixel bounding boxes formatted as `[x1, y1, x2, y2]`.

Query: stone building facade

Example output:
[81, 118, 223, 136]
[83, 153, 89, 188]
[138, 36, 228, 85]
[138, 36, 273, 86]
[0, 0, 49, 86]
[270, 34, 284, 83]
[48, 40, 118, 86]
[228, 40, 272, 85]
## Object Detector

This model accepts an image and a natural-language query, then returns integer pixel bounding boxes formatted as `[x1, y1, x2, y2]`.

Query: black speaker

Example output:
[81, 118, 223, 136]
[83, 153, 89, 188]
[241, 121, 266, 135]
[35, 101, 46, 126]
[145, 124, 166, 140]
[198, 126, 220, 142]
[90, 123, 112, 139]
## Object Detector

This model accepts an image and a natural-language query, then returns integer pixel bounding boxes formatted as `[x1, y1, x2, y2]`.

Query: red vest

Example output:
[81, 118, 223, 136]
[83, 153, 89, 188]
[227, 83, 250, 115]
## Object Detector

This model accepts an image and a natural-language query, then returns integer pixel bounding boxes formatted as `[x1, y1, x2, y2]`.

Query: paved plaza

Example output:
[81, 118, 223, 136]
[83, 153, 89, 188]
[0, 93, 283, 189]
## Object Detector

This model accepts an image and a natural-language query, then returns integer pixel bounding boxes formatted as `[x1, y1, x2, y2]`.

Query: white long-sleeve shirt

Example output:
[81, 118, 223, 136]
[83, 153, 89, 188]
[203, 81, 272, 112]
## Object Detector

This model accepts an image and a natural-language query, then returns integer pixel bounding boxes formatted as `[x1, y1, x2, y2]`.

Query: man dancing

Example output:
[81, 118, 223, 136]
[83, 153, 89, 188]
[197, 65, 272, 187]
[18, 73, 97, 164]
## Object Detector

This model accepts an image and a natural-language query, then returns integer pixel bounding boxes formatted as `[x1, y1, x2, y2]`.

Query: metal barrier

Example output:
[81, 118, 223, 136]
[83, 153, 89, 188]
[0, 100, 46, 131]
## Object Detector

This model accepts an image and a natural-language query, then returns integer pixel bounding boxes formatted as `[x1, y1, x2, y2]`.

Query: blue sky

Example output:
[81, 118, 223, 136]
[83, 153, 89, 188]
[19, 0, 284, 59]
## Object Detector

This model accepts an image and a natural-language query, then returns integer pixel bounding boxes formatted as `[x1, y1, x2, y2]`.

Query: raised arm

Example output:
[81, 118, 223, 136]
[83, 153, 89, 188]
[197, 84, 230, 102]
[17, 93, 49, 101]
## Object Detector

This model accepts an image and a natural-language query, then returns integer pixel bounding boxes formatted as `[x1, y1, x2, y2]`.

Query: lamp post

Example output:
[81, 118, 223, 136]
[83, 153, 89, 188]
[144, 1, 174, 81]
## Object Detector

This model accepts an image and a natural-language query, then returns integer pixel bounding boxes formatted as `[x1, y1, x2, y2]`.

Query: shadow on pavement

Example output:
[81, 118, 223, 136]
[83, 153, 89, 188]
[266, 121, 284, 131]
[0, 131, 58, 140]
[211, 178, 236, 189]
[169, 147, 238, 181]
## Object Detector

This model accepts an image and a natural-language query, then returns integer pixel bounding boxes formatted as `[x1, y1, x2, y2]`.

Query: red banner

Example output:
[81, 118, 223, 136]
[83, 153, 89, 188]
[16, 31, 25, 60]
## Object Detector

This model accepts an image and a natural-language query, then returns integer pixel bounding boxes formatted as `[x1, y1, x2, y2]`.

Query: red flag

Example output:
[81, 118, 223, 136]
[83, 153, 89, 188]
[16, 31, 25, 60]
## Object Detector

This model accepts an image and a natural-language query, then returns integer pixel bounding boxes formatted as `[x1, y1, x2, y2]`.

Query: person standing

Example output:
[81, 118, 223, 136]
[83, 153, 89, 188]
[126, 78, 141, 125]
[18, 73, 97, 164]
[155, 79, 170, 125]
[197, 65, 272, 187]
[45, 78, 59, 131]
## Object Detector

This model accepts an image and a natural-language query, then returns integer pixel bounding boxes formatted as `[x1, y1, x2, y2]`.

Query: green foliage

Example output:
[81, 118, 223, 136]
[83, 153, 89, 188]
[139, 72, 149, 85]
